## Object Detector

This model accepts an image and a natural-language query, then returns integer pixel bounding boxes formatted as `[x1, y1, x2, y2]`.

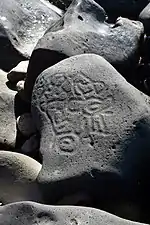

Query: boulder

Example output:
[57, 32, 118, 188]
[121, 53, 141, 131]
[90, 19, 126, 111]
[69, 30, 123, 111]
[0, 151, 42, 204]
[0, 201, 147, 225]
[21, 134, 39, 154]
[0, 70, 17, 149]
[0, 0, 62, 71]
[17, 113, 36, 137]
[24, 0, 144, 101]
[48, 0, 148, 19]
[7, 61, 29, 83]
[31, 54, 150, 211]
[139, 3, 150, 35]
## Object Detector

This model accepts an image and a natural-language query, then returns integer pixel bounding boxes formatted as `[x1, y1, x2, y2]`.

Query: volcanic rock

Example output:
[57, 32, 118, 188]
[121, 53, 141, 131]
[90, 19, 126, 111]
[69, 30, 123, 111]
[0, 201, 147, 225]
[7, 61, 29, 83]
[139, 3, 150, 35]
[0, 151, 42, 204]
[31, 54, 150, 208]
[24, 0, 144, 101]
[0, 70, 17, 149]
[0, 0, 62, 71]
[48, 0, 148, 19]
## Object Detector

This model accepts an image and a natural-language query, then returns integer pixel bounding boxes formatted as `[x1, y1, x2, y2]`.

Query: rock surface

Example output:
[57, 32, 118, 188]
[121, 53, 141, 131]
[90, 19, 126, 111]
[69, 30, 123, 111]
[7, 61, 29, 83]
[24, 0, 144, 101]
[48, 0, 148, 19]
[0, 151, 42, 204]
[0, 0, 62, 71]
[0, 0, 150, 222]
[0, 201, 147, 225]
[17, 113, 36, 137]
[31, 54, 150, 209]
[21, 134, 39, 154]
[0, 70, 17, 149]
[139, 3, 150, 35]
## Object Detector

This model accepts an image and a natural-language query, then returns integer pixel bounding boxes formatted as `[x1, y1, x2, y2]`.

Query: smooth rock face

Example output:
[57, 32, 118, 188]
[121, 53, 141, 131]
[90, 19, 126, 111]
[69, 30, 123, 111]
[24, 0, 144, 101]
[139, 3, 150, 35]
[32, 54, 150, 204]
[0, 201, 146, 225]
[0, 0, 62, 71]
[0, 151, 42, 204]
[0, 70, 17, 149]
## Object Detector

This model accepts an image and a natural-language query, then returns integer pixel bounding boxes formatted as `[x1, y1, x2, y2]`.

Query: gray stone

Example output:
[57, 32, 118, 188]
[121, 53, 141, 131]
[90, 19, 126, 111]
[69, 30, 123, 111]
[17, 113, 36, 137]
[139, 3, 150, 35]
[24, 0, 144, 101]
[0, 70, 17, 149]
[0, 201, 147, 225]
[21, 134, 39, 154]
[7, 61, 29, 83]
[0, 151, 42, 204]
[31, 54, 150, 208]
[96, 0, 148, 20]
[48, 0, 148, 19]
[0, 0, 62, 71]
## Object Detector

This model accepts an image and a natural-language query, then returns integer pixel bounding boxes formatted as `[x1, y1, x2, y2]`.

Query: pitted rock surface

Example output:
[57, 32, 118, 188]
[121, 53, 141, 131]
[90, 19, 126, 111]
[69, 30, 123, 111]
[0, 201, 147, 225]
[0, 151, 42, 204]
[31, 54, 150, 205]
[24, 0, 144, 101]
[0, 0, 62, 71]
[0, 70, 17, 149]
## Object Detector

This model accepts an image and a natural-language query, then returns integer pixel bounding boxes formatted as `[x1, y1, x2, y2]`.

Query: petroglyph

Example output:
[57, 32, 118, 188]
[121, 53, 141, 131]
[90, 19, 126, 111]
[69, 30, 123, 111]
[36, 72, 113, 153]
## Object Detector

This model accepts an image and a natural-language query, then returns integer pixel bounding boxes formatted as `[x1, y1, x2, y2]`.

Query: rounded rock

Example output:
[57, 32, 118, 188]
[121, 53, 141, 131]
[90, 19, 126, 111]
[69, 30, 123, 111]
[0, 151, 42, 204]
[21, 134, 39, 154]
[17, 113, 36, 137]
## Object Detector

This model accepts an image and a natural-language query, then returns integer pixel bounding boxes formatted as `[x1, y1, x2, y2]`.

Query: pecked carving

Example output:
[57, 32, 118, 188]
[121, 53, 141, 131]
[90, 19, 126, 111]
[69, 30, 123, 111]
[33, 70, 113, 154]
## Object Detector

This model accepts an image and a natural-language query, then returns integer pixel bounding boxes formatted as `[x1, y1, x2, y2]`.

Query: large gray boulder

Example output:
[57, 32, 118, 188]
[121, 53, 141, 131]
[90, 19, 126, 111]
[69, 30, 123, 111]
[31, 54, 150, 209]
[0, 201, 147, 225]
[48, 0, 148, 19]
[0, 0, 62, 71]
[0, 70, 17, 149]
[24, 0, 144, 101]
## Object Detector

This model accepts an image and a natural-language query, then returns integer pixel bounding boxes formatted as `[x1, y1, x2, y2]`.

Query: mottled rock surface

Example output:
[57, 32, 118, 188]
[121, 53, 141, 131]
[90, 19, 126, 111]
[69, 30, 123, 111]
[0, 0, 62, 71]
[0, 151, 42, 204]
[31, 54, 150, 208]
[0, 0, 150, 223]
[0, 70, 17, 149]
[0, 201, 147, 225]
[24, 0, 144, 101]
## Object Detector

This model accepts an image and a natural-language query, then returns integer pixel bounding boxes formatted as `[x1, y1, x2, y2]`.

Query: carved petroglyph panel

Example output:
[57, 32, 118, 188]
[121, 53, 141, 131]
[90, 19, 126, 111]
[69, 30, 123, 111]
[37, 72, 114, 153]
